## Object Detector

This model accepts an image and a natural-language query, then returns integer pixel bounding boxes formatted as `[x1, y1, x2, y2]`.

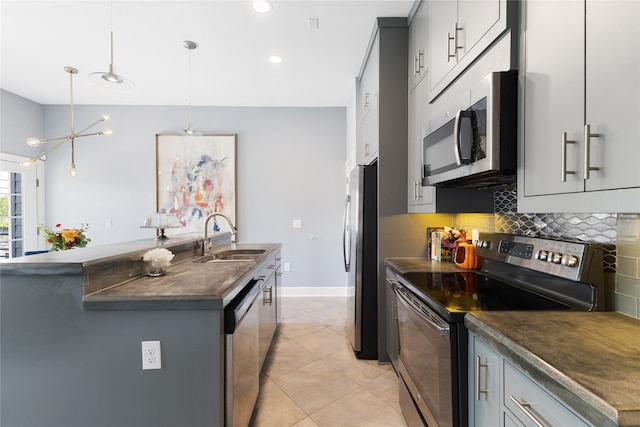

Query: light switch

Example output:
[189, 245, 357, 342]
[292, 220, 302, 229]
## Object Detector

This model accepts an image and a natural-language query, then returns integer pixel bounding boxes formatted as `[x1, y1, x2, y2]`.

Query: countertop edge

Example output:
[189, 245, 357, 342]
[82, 243, 282, 311]
[465, 313, 620, 427]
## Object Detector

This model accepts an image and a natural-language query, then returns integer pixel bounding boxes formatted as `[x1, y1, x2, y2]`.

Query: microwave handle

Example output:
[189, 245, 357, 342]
[454, 110, 474, 166]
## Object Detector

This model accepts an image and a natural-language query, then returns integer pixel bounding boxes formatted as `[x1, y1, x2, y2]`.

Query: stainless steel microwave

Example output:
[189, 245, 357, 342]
[421, 71, 517, 188]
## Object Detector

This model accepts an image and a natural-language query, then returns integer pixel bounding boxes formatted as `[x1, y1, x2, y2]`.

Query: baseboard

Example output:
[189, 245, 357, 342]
[281, 286, 347, 297]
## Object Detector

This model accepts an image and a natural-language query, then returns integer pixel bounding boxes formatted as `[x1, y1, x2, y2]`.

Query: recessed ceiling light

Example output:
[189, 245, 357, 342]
[252, 0, 272, 13]
[269, 55, 283, 64]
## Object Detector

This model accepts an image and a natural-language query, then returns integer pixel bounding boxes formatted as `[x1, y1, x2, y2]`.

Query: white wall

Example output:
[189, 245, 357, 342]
[1, 92, 348, 288]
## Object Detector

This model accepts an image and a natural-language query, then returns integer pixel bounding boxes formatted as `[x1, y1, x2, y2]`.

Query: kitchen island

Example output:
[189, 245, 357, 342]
[0, 233, 282, 427]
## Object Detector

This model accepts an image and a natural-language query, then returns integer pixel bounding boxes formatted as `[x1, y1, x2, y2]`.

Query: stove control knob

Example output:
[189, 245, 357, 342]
[536, 250, 549, 261]
[552, 253, 563, 264]
[564, 255, 579, 268]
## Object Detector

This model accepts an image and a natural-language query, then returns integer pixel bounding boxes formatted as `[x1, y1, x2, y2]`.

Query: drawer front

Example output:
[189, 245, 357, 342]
[503, 361, 591, 427]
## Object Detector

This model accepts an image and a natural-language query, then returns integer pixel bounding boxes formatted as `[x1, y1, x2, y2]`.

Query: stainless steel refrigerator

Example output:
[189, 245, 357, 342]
[343, 162, 377, 359]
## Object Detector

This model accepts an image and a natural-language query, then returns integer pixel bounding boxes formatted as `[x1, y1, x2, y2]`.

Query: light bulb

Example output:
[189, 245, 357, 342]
[269, 55, 284, 64]
[252, 0, 272, 13]
[69, 165, 77, 177]
[100, 114, 111, 121]
[26, 137, 41, 147]
[101, 128, 113, 135]
[20, 159, 34, 169]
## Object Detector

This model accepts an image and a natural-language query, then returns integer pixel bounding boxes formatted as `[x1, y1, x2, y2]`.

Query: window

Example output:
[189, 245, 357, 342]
[0, 154, 44, 257]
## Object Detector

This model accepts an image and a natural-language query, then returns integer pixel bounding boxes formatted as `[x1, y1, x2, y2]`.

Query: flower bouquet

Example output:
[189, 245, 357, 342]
[429, 226, 466, 261]
[39, 223, 91, 251]
[142, 248, 175, 277]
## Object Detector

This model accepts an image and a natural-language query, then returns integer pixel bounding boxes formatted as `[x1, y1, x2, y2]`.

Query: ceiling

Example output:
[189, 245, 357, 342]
[0, 0, 413, 107]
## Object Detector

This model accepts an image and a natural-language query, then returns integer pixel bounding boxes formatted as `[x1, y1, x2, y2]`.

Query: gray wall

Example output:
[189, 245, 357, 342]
[0, 89, 44, 158]
[1, 91, 347, 288]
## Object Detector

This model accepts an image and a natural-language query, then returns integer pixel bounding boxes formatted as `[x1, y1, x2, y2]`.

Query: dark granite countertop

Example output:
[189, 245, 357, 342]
[83, 243, 281, 311]
[466, 311, 640, 427]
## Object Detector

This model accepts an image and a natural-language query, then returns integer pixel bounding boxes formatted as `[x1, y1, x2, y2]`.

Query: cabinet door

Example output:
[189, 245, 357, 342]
[358, 36, 380, 165]
[429, 0, 458, 92]
[504, 361, 592, 427]
[408, 78, 435, 212]
[258, 272, 277, 368]
[457, 0, 501, 60]
[409, 1, 429, 91]
[469, 334, 501, 427]
[522, 0, 585, 196]
[385, 275, 399, 369]
[584, 0, 640, 192]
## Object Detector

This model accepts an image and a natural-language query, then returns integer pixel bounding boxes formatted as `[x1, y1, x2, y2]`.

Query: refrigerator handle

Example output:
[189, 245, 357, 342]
[343, 195, 351, 272]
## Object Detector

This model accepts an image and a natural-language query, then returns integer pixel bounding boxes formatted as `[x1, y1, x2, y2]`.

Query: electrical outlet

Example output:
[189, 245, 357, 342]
[106, 219, 112, 228]
[141, 341, 162, 370]
[292, 220, 302, 229]
[284, 262, 291, 272]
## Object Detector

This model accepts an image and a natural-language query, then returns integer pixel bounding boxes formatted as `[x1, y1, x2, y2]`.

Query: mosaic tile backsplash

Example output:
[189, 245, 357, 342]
[453, 187, 640, 318]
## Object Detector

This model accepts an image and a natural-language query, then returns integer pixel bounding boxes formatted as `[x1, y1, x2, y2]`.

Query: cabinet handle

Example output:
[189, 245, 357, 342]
[263, 286, 273, 305]
[509, 396, 545, 427]
[561, 132, 576, 182]
[447, 23, 463, 62]
[414, 50, 424, 75]
[584, 124, 601, 180]
[475, 356, 489, 401]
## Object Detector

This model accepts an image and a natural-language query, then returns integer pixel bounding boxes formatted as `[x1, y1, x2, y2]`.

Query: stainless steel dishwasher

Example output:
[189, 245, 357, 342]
[224, 280, 260, 427]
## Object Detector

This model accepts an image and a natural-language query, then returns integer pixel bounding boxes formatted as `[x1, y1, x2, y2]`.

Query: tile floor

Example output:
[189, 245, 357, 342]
[250, 296, 408, 427]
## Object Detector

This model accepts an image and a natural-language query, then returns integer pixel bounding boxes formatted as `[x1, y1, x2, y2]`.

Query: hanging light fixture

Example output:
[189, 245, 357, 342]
[21, 66, 113, 176]
[89, 2, 134, 89]
[180, 40, 202, 136]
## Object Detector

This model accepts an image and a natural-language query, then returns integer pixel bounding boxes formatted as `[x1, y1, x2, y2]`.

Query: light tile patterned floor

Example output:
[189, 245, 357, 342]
[251, 296, 408, 427]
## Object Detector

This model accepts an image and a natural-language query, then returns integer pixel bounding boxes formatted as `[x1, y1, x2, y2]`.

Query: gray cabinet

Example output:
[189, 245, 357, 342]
[258, 253, 280, 369]
[429, 0, 513, 99]
[385, 269, 399, 370]
[408, 0, 429, 92]
[518, 0, 640, 213]
[469, 332, 593, 427]
[356, 34, 380, 166]
[469, 333, 500, 426]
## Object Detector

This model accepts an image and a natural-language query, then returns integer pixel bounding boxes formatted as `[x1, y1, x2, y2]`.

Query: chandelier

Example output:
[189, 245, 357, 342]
[21, 66, 112, 176]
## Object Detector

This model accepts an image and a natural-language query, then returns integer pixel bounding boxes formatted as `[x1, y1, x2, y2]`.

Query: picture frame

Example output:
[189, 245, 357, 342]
[155, 134, 237, 238]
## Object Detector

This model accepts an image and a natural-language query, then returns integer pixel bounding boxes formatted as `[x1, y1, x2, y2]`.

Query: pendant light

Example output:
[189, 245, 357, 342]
[180, 40, 202, 136]
[89, 2, 134, 89]
[21, 67, 112, 176]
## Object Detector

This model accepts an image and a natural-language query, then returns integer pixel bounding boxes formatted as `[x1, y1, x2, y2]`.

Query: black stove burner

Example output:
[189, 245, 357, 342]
[401, 271, 570, 319]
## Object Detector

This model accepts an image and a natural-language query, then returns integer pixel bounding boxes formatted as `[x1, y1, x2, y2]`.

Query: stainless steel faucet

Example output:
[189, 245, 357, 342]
[202, 212, 238, 255]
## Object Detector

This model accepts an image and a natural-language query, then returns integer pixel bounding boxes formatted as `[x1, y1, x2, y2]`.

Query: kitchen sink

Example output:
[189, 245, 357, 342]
[193, 249, 265, 263]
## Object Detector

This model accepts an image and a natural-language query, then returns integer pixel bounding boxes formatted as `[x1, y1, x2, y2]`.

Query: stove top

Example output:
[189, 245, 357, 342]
[396, 233, 605, 322]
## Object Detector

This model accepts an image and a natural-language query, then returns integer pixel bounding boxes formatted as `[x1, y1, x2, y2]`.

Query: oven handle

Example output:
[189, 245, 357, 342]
[393, 281, 450, 336]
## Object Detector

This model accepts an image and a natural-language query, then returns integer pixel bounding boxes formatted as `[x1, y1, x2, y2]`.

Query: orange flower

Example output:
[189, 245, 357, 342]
[60, 228, 80, 243]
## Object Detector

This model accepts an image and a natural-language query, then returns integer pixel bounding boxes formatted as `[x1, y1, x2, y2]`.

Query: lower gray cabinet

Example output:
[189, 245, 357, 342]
[258, 254, 280, 369]
[385, 269, 399, 370]
[469, 332, 593, 427]
[469, 333, 501, 426]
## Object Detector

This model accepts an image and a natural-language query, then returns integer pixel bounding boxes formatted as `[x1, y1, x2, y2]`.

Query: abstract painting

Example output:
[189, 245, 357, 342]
[156, 134, 237, 237]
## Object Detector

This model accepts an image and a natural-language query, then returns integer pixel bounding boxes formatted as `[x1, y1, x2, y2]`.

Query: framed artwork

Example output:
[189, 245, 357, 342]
[156, 134, 237, 238]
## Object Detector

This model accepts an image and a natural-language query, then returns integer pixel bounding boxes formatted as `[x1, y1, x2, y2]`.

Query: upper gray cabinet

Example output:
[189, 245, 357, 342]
[429, 0, 514, 99]
[518, 0, 640, 213]
[357, 35, 380, 166]
[408, 0, 429, 92]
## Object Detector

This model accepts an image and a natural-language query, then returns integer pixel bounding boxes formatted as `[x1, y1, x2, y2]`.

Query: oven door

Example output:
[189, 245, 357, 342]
[394, 282, 453, 427]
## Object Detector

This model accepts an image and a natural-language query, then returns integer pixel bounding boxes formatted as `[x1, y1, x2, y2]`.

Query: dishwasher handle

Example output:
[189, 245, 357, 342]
[224, 280, 260, 334]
